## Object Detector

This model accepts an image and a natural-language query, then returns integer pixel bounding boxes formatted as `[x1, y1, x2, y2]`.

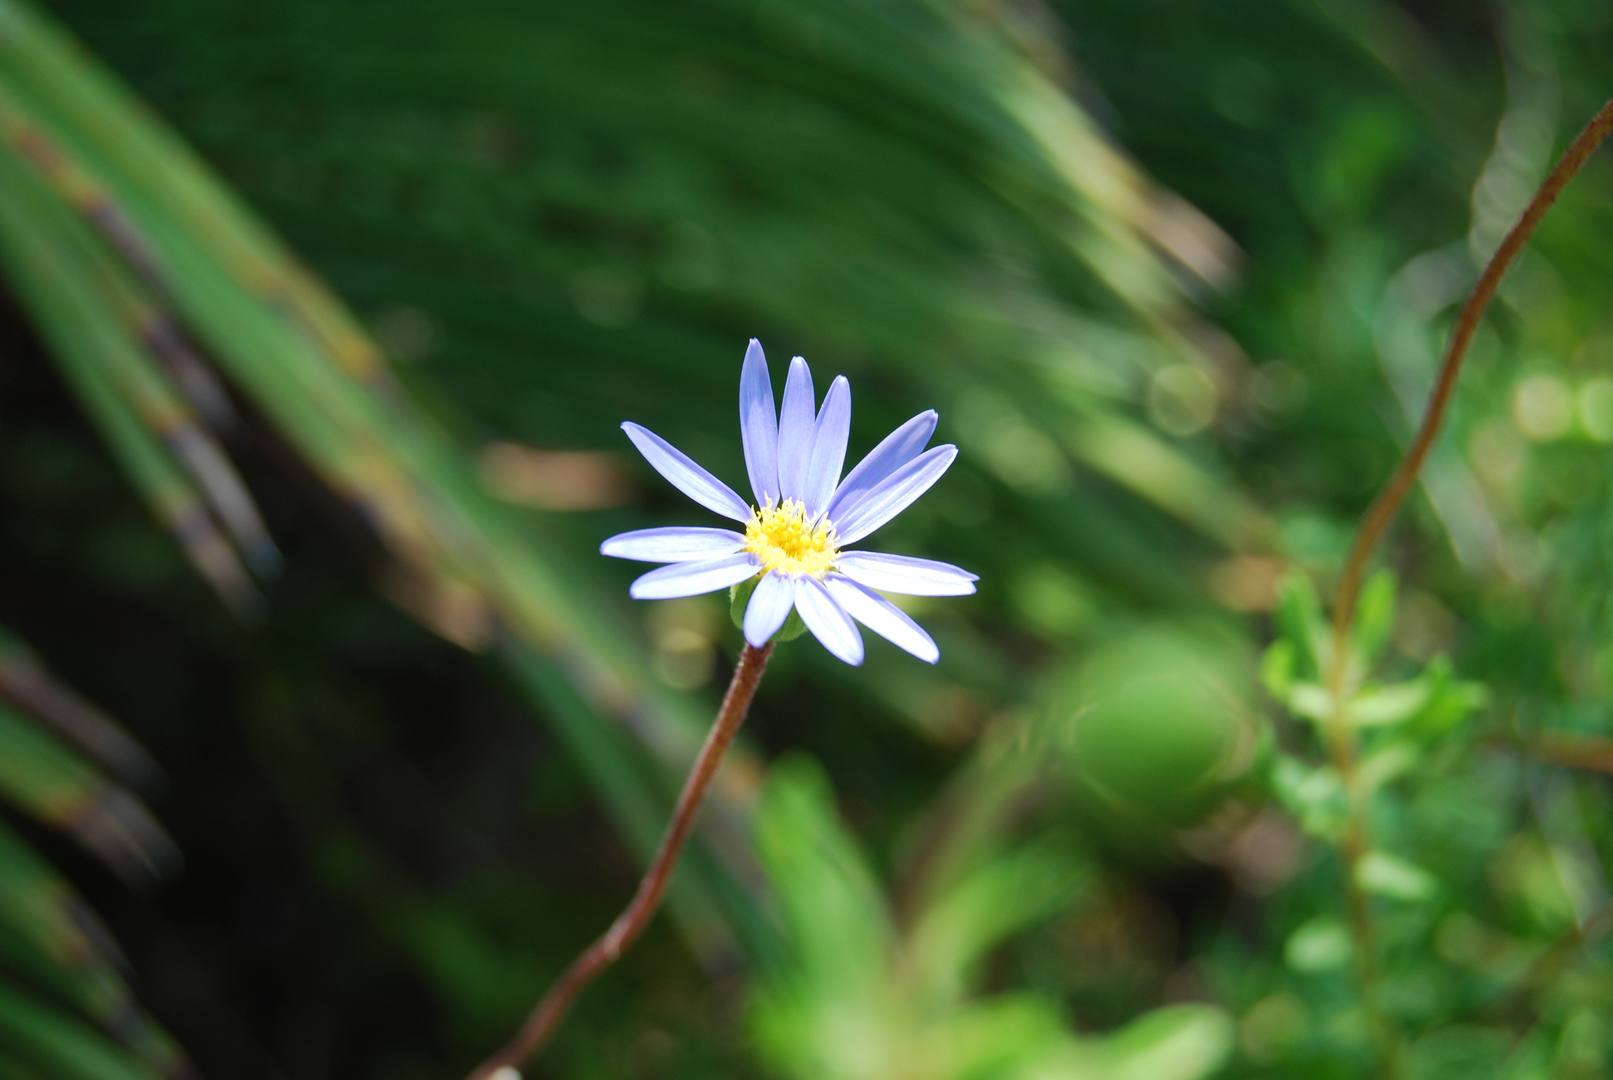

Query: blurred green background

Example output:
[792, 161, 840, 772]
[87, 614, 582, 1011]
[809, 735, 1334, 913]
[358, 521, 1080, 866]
[2, 1, 1613, 1078]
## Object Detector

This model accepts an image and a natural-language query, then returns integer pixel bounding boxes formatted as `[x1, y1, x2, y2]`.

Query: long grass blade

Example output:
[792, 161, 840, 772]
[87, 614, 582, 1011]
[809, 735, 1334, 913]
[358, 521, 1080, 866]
[0, 138, 260, 611]
[0, 0, 768, 960]
[0, 822, 188, 1078]
[0, 625, 162, 790]
[0, 701, 178, 887]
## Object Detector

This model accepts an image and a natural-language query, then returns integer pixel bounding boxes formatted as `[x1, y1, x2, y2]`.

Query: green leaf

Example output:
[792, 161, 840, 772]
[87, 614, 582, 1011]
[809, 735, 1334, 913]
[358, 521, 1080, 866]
[752, 755, 894, 993]
[1404, 657, 1489, 739]
[0, 977, 162, 1080]
[0, 701, 100, 824]
[1354, 740, 1418, 795]
[1099, 1004, 1235, 1080]
[730, 577, 759, 632]
[1269, 754, 1347, 840]
[1285, 681, 1335, 723]
[1274, 571, 1327, 680]
[0, 624, 162, 788]
[1259, 638, 1296, 700]
[0, 702, 175, 885]
[1356, 850, 1439, 903]
[0, 822, 180, 1073]
[1284, 917, 1352, 973]
[1348, 679, 1432, 727]
[905, 841, 1087, 1008]
[1350, 568, 1397, 668]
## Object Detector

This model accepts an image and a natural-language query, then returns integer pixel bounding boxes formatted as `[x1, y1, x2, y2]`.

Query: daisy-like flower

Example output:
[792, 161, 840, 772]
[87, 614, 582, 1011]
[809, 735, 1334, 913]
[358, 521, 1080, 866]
[601, 340, 977, 665]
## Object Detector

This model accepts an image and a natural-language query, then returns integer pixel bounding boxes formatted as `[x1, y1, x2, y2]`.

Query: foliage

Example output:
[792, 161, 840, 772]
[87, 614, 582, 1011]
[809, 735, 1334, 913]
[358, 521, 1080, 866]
[0, 626, 185, 1080]
[751, 756, 1232, 1080]
[1, 0, 1613, 1078]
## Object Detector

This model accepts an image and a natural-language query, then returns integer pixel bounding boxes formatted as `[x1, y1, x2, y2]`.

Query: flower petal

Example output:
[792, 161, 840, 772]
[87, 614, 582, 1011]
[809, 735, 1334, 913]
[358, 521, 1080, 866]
[743, 571, 795, 646]
[600, 526, 747, 563]
[794, 576, 864, 665]
[835, 551, 978, 596]
[775, 357, 816, 503]
[831, 444, 958, 545]
[825, 576, 939, 663]
[801, 375, 850, 519]
[629, 553, 760, 600]
[622, 422, 751, 522]
[826, 409, 937, 523]
[739, 339, 779, 506]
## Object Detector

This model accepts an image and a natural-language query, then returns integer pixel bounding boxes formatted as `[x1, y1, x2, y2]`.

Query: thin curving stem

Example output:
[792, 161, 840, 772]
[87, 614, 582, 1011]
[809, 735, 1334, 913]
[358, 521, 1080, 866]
[1330, 98, 1613, 645]
[465, 641, 775, 1080]
[1320, 98, 1613, 1070]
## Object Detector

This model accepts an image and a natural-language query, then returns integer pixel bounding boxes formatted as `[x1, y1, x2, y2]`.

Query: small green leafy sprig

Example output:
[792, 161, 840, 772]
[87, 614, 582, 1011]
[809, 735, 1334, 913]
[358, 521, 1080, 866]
[1263, 569, 1487, 886]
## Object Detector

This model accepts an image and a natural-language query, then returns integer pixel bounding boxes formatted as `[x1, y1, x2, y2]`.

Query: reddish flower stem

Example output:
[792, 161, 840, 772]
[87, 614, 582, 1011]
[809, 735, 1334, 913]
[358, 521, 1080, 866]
[1321, 99, 1613, 1066]
[1329, 99, 1613, 645]
[465, 642, 775, 1080]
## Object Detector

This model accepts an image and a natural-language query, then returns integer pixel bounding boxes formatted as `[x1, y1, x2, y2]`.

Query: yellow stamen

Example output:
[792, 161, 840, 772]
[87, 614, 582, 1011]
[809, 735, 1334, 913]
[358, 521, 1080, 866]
[744, 498, 837, 578]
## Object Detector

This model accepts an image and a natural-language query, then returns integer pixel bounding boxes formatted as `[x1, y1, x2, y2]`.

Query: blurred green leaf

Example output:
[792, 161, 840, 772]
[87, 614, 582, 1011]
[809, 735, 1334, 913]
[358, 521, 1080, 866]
[1270, 754, 1348, 841]
[751, 756, 1232, 1080]
[1260, 638, 1298, 701]
[1349, 679, 1433, 727]
[1095, 1005, 1236, 1080]
[905, 840, 1087, 1010]
[1355, 850, 1439, 903]
[1351, 569, 1398, 668]
[1274, 570, 1328, 682]
[0, 629, 185, 1080]
[1285, 917, 1353, 974]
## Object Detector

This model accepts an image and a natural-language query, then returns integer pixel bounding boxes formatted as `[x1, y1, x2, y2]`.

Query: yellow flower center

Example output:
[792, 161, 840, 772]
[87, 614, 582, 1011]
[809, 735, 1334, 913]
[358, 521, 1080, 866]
[744, 498, 838, 578]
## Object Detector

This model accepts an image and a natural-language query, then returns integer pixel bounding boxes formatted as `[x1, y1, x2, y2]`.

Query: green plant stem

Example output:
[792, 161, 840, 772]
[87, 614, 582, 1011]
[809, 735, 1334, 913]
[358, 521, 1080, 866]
[465, 642, 775, 1080]
[1322, 98, 1613, 1071]
[1318, 664, 1387, 1061]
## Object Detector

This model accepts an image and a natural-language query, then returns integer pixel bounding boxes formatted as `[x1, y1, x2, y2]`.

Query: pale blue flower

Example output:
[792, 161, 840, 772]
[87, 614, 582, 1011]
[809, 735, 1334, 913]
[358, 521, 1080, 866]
[601, 340, 977, 665]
